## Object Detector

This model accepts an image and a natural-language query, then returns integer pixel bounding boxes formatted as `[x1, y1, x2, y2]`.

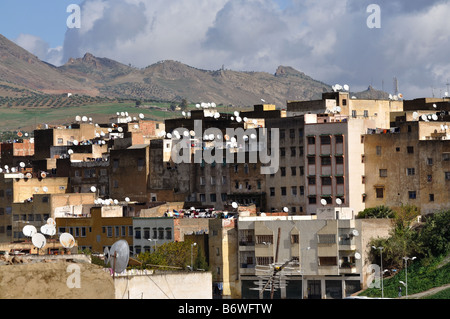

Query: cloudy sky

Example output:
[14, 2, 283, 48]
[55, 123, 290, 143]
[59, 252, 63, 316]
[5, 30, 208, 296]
[1, 0, 449, 99]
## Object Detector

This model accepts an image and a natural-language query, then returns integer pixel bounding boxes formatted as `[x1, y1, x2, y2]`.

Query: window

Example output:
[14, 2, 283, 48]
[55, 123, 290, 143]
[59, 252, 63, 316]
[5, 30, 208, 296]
[427, 158, 433, 165]
[280, 148, 286, 157]
[280, 167, 286, 177]
[210, 193, 217, 202]
[318, 234, 336, 244]
[376, 187, 384, 199]
[200, 194, 206, 202]
[308, 156, 315, 165]
[256, 235, 273, 245]
[57, 138, 63, 145]
[307, 136, 315, 144]
[429, 194, 435, 202]
[376, 146, 382, 156]
[299, 186, 304, 196]
[335, 135, 343, 144]
[210, 176, 216, 185]
[407, 168, 415, 176]
[443, 153, 450, 161]
[308, 196, 317, 204]
[158, 228, 164, 240]
[320, 136, 331, 145]
[407, 146, 414, 154]
[291, 186, 297, 196]
[336, 176, 344, 185]
[308, 176, 316, 185]
[364, 110, 369, 118]
[107, 226, 113, 238]
[352, 110, 357, 118]
[322, 177, 332, 185]
[300, 166, 304, 176]
[221, 193, 227, 201]
[165, 228, 172, 240]
[446, 172, 450, 181]
[113, 159, 119, 169]
[427, 175, 432, 182]
[144, 228, 150, 239]
[409, 191, 417, 199]
[321, 156, 331, 166]
[336, 156, 344, 164]
[281, 187, 287, 196]
[290, 147, 296, 157]
[290, 129, 295, 139]
[299, 129, 304, 138]
[280, 129, 285, 139]
[299, 146, 304, 156]
[291, 167, 297, 176]
[270, 188, 275, 197]
[137, 158, 145, 169]
[379, 169, 388, 177]
[134, 227, 141, 239]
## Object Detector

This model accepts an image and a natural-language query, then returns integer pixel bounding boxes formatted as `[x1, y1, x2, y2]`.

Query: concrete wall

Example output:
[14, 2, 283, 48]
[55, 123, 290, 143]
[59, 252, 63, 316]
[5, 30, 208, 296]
[114, 271, 212, 299]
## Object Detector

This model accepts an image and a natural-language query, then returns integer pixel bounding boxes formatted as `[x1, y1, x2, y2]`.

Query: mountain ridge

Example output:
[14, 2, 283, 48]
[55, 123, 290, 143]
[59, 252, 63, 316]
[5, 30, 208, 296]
[0, 34, 387, 107]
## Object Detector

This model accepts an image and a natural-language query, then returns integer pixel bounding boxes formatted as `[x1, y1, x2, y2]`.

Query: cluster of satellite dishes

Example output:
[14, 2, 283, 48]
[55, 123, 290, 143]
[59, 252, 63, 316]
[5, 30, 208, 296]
[320, 198, 343, 206]
[412, 107, 447, 125]
[388, 93, 403, 101]
[92, 185, 130, 206]
[22, 218, 76, 252]
[332, 84, 350, 92]
[196, 102, 217, 109]
[75, 113, 145, 126]
[230, 111, 259, 125]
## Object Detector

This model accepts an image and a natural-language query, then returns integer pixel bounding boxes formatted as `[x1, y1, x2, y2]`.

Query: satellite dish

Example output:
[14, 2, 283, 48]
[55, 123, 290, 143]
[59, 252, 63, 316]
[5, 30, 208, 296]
[283, 207, 289, 213]
[343, 84, 350, 91]
[43, 186, 48, 193]
[73, 140, 79, 146]
[421, 114, 428, 121]
[234, 111, 240, 117]
[355, 252, 362, 260]
[125, 197, 130, 202]
[232, 202, 238, 209]
[139, 113, 145, 119]
[26, 172, 32, 179]
[398, 93, 403, 99]
[412, 112, 419, 120]
[32, 233, 46, 249]
[236, 117, 242, 123]
[336, 198, 342, 205]
[196, 104, 200, 108]
[90, 186, 97, 193]
[41, 224, 56, 236]
[60, 233, 75, 249]
[82, 116, 88, 122]
[75, 115, 81, 122]
[351, 229, 359, 237]
[23, 225, 37, 237]
[108, 240, 130, 274]
[182, 111, 186, 117]
[19, 162, 25, 168]
[118, 127, 123, 133]
[432, 114, 438, 121]
[320, 199, 327, 206]
[46, 218, 56, 226]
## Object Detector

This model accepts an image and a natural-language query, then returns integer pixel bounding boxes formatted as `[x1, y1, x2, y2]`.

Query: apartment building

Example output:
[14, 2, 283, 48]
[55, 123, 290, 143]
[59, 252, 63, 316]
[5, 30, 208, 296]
[237, 211, 391, 299]
[364, 119, 450, 214]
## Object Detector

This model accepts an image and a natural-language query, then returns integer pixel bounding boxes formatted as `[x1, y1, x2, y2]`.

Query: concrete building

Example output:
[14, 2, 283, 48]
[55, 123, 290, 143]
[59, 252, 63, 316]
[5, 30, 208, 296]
[363, 119, 450, 214]
[237, 212, 392, 299]
[132, 217, 174, 254]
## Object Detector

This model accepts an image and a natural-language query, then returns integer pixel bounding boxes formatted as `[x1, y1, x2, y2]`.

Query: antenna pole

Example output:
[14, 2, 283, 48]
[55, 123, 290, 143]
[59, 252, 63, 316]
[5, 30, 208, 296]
[113, 251, 117, 280]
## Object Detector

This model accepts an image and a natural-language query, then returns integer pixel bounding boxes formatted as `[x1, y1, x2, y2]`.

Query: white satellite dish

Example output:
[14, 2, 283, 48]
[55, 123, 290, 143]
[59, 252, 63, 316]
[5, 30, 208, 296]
[354, 252, 362, 260]
[108, 240, 130, 274]
[343, 84, 350, 91]
[412, 112, 419, 120]
[351, 229, 359, 237]
[75, 115, 81, 122]
[432, 114, 438, 121]
[60, 233, 75, 249]
[283, 207, 289, 213]
[320, 199, 327, 206]
[234, 111, 240, 117]
[196, 104, 200, 108]
[90, 186, 97, 193]
[113, 199, 119, 205]
[182, 111, 186, 117]
[139, 113, 145, 119]
[433, 104, 437, 109]
[82, 116, 88, 122]
[43, 186, 48, 193]
[118, 127, 123, 133]
[421, 115, 428, 121]
[190, 130, 196, 137]
[125, 197, 130, 202]
[32, 233, 46, 249]
[19, 162, 25, 168]
[232, 202, 238, 209]
[236, 117, 242, 123]
[73, 140, 79, 146]
[336, 198, 342, 205]
[41, 224, 56, 236]
[23, 225, 37, 237]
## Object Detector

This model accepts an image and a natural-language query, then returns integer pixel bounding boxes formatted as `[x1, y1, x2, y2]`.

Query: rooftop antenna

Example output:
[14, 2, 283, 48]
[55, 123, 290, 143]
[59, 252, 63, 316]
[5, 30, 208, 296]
[393, 77, 399, 96]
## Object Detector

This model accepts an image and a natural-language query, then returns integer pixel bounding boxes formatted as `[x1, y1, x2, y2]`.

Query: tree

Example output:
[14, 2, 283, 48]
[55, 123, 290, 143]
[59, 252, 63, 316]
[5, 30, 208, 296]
[357, 205, 395, 219]
[418, 210, 450, 258]
[180, 98, 189, 111]
[137, 240, 198, 270]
